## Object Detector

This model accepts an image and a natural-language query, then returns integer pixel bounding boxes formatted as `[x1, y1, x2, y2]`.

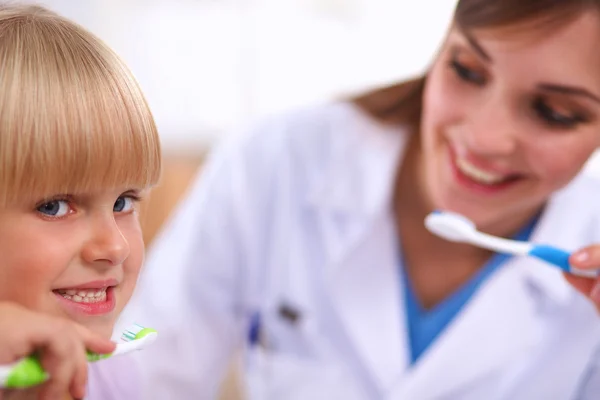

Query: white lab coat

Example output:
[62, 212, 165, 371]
[119, 101, 600, 399]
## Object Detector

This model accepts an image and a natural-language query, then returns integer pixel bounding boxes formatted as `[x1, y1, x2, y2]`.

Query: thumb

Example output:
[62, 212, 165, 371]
[570, 245, 600, 270]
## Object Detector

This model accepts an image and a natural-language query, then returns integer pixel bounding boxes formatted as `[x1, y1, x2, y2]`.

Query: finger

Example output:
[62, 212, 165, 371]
[563, 272, 595, 295]
[0, 331, 30, 364]
[38, 344, 74, 400]
[68, 341, 89, 399]
[72, 324, 116, 355]
[0, 306, 41, 363]
[38, 324, 79, 400]
[30, 321, 109, 399]
[570, 245, 600, 269]
[564, 272, 600, 310]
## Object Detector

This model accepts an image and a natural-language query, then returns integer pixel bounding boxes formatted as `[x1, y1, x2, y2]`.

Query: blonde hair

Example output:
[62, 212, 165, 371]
[0, 4, 161, 205]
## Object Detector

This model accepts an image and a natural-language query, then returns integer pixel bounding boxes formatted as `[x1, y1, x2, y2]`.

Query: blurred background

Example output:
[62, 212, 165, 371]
[36, 0, 463, 249]
[33, 0, 600, 398]
[40, 0, 458, 154]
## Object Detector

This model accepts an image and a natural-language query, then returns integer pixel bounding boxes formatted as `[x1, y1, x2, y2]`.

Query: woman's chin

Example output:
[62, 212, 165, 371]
[430, 194, 495, 228]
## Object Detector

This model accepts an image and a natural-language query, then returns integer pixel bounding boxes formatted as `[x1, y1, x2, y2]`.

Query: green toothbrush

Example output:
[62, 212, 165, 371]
[0, 324, 157, 389]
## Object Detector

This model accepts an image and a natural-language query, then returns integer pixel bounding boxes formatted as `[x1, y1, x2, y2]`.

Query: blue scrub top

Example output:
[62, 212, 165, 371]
[401, 216, 539, 364]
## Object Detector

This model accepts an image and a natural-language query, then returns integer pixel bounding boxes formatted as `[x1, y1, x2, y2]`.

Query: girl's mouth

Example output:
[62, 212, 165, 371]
[52, 285, 116, 316]
[54, 287, 107, 303]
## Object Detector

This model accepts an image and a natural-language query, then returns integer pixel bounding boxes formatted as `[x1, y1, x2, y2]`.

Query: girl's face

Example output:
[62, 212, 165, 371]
[0, 187, 146, 338]
[420, 11, 600, 232]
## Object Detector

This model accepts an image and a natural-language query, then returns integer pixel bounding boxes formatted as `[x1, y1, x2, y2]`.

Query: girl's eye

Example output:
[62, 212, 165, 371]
[114, 196, 135, 213]
[449, 58, 486, 86]
[532, 97, 586, 128]
[37, 200, 70, 217]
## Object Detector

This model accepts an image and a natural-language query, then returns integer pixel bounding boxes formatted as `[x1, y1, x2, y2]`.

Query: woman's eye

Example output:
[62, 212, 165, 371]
[114, 196, 135, 213]
[533, 98, 585, 128]
[449, 59, 486, 86]
[37, 200, 70, 217]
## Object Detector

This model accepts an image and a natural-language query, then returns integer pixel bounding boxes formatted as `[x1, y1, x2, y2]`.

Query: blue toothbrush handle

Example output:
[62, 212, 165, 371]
[529, 245, 599, 278]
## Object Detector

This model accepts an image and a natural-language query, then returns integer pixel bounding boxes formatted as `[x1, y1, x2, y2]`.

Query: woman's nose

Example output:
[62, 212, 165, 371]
[81, 215, 130, 267]
[464, 95, 518, 157]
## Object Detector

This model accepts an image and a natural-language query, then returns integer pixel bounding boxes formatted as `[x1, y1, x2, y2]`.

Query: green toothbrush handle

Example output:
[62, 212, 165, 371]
[5, 351, 111, 389]
[5, 356, 48, 389]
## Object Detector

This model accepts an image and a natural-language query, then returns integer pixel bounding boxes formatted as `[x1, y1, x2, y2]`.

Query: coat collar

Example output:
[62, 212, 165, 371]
[305, 102, 408, 216]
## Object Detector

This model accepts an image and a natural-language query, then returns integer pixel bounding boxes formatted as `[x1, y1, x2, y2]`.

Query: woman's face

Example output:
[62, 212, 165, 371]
[420, 11, 600, 232]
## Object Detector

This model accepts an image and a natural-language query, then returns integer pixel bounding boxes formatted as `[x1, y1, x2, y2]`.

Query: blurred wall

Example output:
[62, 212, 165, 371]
[39, 0, 458, 156]
[38, 0, 600, 171]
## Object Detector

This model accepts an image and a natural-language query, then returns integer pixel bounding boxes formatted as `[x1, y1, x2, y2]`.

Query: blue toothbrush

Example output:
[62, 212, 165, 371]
[425, 210, 599, 278]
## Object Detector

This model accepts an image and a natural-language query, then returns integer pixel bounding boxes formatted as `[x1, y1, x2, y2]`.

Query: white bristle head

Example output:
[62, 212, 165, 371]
[424, 210, 477, 243]
[120, 323, 149, 342]
[121, 330, 137, 342]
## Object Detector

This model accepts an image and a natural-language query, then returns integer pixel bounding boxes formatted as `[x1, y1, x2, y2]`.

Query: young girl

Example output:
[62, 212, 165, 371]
[0, 3, 161, 399]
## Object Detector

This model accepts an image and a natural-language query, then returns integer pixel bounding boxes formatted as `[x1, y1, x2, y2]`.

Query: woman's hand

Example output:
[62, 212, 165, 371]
[0, 302, 115, 400]
[565, 246, 600, 312]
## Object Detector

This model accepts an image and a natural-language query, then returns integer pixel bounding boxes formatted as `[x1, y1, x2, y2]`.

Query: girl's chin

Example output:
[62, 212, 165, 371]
[87, 322, 117, 340]
[63, 315, 117, 340]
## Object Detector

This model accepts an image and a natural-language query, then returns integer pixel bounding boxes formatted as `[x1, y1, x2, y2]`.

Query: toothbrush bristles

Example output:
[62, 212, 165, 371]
[120, 323, 146, 342]
[121, 330, 136, 341]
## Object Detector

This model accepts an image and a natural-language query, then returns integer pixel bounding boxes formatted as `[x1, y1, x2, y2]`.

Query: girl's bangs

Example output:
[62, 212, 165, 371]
[0, 10, 161, 205]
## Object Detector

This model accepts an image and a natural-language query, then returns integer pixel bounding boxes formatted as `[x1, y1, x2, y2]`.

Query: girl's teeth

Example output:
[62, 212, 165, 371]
[57, 288, 108, 303]
[456, 157, 507, 184]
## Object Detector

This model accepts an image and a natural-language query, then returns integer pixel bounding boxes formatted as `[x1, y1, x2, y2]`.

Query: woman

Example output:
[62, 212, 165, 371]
[120, 0, 600, 398]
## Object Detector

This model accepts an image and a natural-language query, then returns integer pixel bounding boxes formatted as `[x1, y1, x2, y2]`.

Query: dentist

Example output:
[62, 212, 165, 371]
[121, 0, 600, 398]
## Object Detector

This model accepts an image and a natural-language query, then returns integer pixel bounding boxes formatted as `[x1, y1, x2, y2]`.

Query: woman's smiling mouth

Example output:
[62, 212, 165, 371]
[448, 146, 525, 193]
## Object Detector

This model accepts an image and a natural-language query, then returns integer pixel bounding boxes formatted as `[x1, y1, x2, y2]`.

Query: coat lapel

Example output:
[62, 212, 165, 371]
[307, 103, 411, 392]
[389, 259, 544, 399]
[327, 212, 410, 391]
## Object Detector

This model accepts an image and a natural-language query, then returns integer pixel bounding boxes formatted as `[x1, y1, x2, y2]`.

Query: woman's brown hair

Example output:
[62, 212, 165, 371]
[352, 0, 598, 126]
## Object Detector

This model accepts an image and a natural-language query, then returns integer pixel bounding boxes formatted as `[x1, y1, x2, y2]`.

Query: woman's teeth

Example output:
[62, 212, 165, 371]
[56, 288, 107, 303]
[456, 157, 509, 185]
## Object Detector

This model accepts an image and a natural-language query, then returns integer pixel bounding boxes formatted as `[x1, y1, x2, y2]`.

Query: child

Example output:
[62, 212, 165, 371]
[0, 3, 161, 399]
